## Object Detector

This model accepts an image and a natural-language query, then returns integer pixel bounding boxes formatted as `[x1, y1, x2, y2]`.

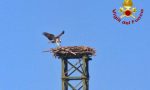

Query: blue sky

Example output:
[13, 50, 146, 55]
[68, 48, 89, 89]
[0, 0, 150, 90]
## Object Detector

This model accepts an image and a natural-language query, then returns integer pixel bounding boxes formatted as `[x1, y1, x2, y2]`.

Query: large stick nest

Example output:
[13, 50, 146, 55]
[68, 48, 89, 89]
[51, 46, 96, 59]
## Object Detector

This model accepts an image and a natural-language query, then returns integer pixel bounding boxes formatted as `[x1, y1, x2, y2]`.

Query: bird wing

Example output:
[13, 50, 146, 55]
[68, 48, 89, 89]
[43, 32, 55, 40]
[56, 30, 65, 38]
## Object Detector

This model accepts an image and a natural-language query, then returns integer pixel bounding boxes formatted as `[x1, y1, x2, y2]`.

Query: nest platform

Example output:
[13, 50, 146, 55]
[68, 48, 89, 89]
[51, 46, 96, 59]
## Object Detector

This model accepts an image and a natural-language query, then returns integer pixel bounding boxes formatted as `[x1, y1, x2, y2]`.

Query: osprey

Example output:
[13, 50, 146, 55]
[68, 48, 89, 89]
[43, 31, 64, 46]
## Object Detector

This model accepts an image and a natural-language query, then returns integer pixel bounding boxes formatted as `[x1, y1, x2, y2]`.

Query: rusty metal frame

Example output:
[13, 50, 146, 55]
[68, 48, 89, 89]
[61, 56, 90, 90]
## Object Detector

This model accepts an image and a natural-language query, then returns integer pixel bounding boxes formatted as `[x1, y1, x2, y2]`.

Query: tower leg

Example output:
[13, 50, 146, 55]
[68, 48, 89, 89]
[62, 58, 68, 90]
[82, 56, 89, 90]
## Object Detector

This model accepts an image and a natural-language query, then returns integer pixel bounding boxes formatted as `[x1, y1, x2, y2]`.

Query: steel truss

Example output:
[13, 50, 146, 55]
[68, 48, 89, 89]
[61, 56, 91, 90]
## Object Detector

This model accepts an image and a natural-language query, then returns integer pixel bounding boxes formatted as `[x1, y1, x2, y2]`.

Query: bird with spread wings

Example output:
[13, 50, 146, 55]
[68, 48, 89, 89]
[43, 31, 65, 47]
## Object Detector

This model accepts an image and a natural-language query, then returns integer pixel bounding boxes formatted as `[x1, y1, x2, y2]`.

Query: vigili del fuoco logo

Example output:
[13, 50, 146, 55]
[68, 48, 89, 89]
[112, 0, 144, 25]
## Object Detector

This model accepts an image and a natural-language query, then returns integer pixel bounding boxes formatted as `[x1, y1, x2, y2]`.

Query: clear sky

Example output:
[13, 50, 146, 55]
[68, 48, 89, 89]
[0, 0, 149, 90]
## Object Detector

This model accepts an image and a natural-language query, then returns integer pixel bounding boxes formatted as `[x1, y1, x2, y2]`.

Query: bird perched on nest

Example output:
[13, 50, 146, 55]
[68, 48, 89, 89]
[43, 31, 65, 47]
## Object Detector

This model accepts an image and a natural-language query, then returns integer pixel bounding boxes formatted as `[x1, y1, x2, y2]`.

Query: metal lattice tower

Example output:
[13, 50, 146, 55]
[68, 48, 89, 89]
[51, 46, 95, 90]
[61, 56, 91, 90]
